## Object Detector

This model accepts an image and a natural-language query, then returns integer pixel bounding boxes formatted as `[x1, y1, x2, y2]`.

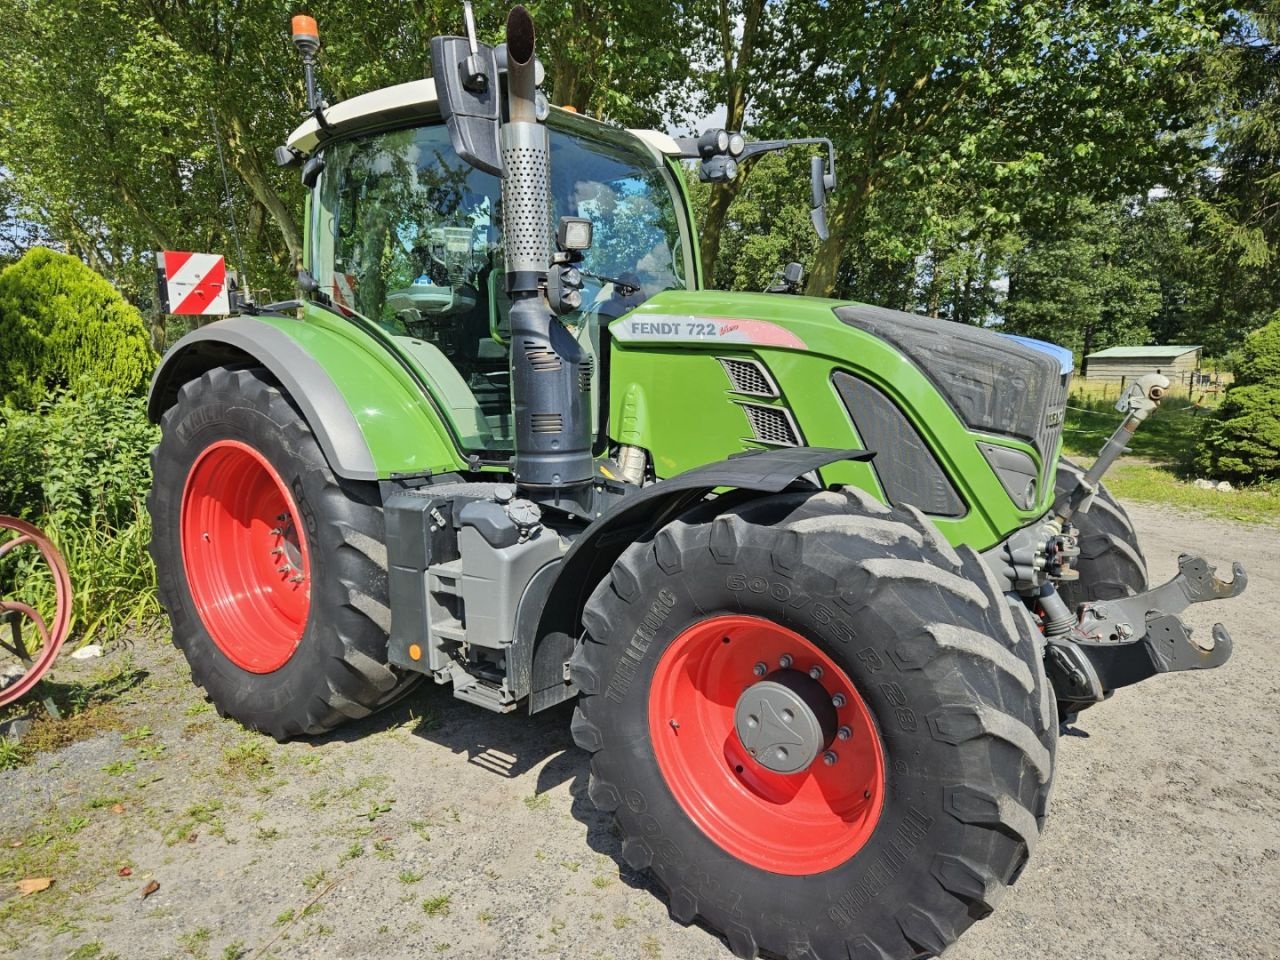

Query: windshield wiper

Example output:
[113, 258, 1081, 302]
[580, 271, 641, 297]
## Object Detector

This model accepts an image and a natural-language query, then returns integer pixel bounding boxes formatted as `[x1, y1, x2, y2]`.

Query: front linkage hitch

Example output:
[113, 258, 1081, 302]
[994, 373, 1248, 715]
[1045, 554, 1247, 709]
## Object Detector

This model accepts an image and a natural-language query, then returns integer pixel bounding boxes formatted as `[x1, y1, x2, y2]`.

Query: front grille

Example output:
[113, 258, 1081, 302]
[740, 403, 801, 447]
[719, 357, 778, 397]
[1036, 372, 1069, 490]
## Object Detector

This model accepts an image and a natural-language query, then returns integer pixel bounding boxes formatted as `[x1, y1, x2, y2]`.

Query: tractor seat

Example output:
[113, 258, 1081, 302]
[394, 336, 494, 447]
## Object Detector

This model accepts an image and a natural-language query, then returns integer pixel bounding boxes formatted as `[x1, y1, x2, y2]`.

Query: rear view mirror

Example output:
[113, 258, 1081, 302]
[430, 29, 503, 176]
[810, 155, 831, 241]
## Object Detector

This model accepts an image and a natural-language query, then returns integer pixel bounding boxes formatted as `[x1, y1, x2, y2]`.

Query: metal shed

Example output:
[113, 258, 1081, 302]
[1082, 345, 1203, 385]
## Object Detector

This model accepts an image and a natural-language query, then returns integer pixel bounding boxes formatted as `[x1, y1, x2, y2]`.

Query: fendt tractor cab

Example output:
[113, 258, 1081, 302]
[146, 6, 1246, 958]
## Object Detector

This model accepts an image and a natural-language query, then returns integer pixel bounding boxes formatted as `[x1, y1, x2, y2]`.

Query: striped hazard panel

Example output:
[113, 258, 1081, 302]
[155, 251, 230, 315]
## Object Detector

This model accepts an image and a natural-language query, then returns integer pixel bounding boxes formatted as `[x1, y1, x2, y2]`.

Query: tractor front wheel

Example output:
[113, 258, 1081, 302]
[570, 488, 1056, 960]
[148, 366, 416, 740]
[1054, 458, 1148, 607]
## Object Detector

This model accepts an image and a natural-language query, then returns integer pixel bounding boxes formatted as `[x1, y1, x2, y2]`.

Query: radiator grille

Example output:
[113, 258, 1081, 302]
[719, 357, 778, 397]
[740, 403, 801, 447]
[1036, 372, 1069, 491]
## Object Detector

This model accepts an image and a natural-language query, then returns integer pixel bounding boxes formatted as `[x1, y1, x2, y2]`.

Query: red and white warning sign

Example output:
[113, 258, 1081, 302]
[155, 251, 230, 315]
[331, 272, 358, 309]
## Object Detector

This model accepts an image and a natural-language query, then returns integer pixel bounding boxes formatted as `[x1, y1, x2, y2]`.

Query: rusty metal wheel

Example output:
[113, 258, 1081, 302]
[0, 516, 73, 709]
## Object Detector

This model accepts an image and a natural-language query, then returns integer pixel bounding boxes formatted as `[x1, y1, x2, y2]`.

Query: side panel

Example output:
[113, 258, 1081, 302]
[149, 309, 467, 480]
[607, 290, 1057, 550]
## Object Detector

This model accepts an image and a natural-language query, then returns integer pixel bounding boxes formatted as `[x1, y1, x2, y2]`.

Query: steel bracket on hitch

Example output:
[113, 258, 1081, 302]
[1050, 555, 1246, 701]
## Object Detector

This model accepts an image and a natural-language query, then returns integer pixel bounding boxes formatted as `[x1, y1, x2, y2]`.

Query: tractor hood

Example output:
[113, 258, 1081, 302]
[833, 303, 1070, 458]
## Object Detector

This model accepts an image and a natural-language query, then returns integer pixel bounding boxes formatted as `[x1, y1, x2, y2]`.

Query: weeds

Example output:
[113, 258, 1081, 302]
[338, 842, 364, 864]
[222, 740, 273, 779]
[178, 926, 212, 958]
[302, 869, 327, 891]
[0, 736, 31, 770]
[161, 801, 226, 845]
[0, 390, 160, 649]
[421, 893, 452, 917]
[398, 869, 424, 884]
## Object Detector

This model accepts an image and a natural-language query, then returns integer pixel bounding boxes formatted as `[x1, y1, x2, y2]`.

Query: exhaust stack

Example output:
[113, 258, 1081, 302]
[500, 6, 593, 491]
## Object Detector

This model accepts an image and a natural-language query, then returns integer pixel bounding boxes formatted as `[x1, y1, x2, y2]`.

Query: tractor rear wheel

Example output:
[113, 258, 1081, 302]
[1054, 458, 1148, 608]
[570, 488, 1056, 960]
[148, 366, 418, 740]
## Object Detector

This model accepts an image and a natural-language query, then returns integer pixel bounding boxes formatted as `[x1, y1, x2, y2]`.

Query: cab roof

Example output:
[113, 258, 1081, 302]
[285, 78, 682, 159]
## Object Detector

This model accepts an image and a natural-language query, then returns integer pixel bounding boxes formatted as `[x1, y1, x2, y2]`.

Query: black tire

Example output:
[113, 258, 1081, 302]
[148, 366, 419, 740]
[1054, 459, 1147, 608]
[570, 487, 1056, 960]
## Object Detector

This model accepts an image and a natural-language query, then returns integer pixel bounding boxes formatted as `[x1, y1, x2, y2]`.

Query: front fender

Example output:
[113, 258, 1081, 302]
[148, 311, 466, 481]
[524, 446, 872, 712]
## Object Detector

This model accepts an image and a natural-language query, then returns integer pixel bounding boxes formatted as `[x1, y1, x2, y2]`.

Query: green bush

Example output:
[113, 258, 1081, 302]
[0, 247, 156, 408]
[0, 390, 160, 645]
[1199, 319, 1280, 483]
[1233, 315, 1280, 387]
[1199, 382, 1280, 482]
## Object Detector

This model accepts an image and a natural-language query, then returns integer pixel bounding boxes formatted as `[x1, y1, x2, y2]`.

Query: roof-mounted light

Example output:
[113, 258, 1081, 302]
[291, 14, 320, 57]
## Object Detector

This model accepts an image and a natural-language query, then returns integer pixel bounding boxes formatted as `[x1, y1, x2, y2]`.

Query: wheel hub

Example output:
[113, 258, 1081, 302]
[734, 669, 837, 774]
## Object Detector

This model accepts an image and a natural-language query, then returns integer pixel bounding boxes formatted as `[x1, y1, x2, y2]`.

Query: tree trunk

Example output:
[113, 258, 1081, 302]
[699, 176, 747, 283]
[803, 174, 873, 298]
[695, 0, 765, 285]
[220, 111, 301, 266]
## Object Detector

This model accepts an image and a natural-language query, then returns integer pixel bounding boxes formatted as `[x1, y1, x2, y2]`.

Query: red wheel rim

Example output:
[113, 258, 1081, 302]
[180, 440, 311, 673]
[648, 615, 886, 874]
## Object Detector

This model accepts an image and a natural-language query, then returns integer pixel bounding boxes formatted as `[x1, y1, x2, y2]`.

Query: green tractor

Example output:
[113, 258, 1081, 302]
[146, 6, 1245, 958]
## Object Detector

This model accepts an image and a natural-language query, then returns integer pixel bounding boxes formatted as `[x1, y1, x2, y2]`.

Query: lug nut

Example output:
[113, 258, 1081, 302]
[669, 718, 679, 730]
[753, 662, 767, 678]
[779, 654, 793, 669]
[809, 665, 824, 680]
[823, 751, 838, 766]
[837, 725, 852, 741]
[832, 693, 847, 708]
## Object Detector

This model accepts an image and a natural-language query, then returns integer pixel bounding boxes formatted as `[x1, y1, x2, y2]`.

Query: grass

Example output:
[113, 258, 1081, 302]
[1063, 395, 1280, 525]
[160, 801, 227, 845]
[0, 659, 144, 769]
[421, 893, 452, 917]
[178, 926, 212, 957]
[221, 739, 273, 779]
[1063, 395, 1210, 465]
[1104, 463, 1280, 525]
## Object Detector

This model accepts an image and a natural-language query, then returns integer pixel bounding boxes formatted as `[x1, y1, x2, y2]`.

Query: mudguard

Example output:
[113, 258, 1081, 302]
[148, 312, 466, 481]
[524, 446, 874, 712]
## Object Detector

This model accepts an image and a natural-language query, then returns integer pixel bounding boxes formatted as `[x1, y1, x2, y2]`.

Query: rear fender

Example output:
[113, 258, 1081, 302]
[148, 314, 466, 481]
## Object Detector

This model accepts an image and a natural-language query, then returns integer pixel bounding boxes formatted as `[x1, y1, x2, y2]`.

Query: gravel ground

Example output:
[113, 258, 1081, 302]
[1, 502, 1276, 960]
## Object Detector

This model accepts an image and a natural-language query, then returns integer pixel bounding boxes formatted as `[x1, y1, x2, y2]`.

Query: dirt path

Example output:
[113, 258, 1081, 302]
[1, 503, 1276, 960]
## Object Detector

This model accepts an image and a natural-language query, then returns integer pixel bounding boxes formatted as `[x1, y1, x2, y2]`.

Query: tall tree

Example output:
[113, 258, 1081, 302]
[1003, 198, 1162, 362]
[782, 1, 1225, 298]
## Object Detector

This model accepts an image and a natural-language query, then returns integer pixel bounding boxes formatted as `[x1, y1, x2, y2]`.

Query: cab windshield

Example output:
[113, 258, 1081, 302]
[312, 121, 690, 453]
